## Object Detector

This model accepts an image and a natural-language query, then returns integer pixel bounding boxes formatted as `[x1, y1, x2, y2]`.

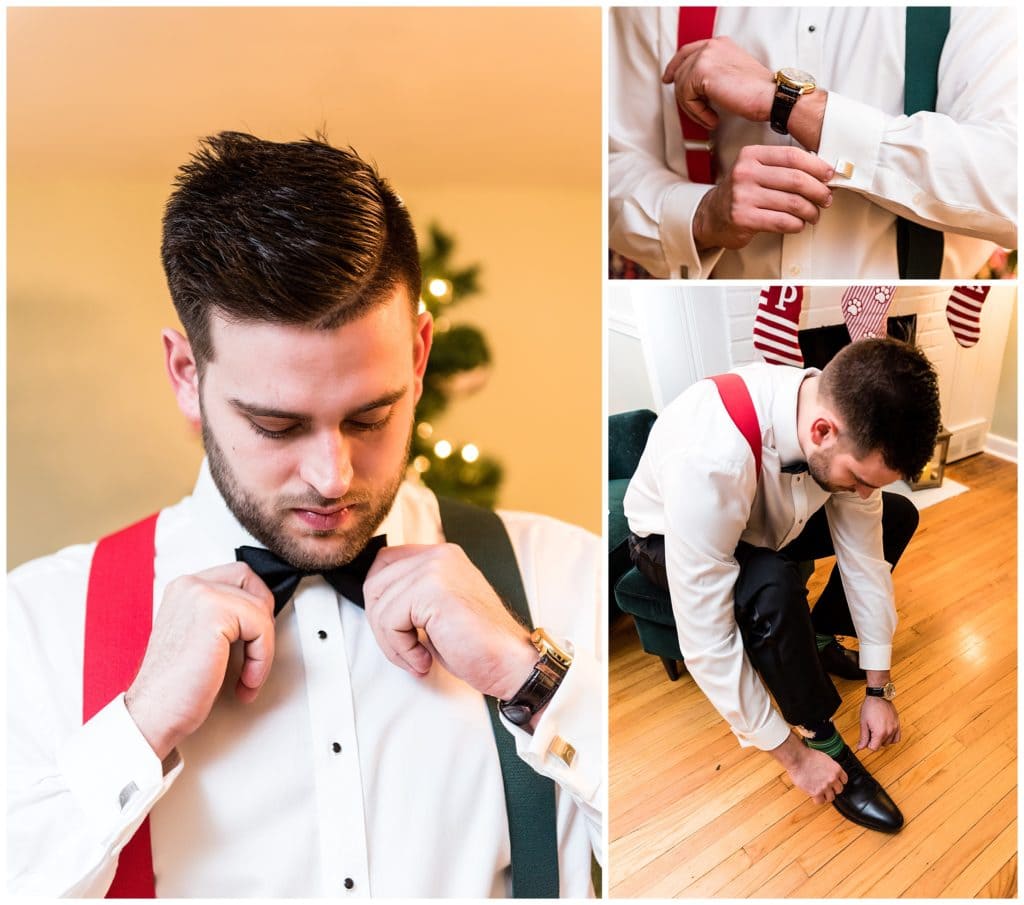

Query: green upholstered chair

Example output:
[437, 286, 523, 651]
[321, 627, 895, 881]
[608, 409, 657, 619]
[608, 409, 684, 681]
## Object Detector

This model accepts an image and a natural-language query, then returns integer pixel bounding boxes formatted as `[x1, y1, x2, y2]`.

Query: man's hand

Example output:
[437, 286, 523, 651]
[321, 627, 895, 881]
[859, 697, 901, 751]
[662, 37, 828, 150]
[693, 145, 834, 250]
[770, 733, 848, 804]
[125, 563, 276, 761]
[363, 544, 538, 701]
[662, 36, 775, 129]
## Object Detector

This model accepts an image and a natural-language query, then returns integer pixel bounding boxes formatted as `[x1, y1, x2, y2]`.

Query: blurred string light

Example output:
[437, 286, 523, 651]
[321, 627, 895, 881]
[428, 278, 452, 301]
[433, 439, 453, 459]
[461, 444, 480, 463]
[412, 455, 430, 474]
[416, 421, 434, 440]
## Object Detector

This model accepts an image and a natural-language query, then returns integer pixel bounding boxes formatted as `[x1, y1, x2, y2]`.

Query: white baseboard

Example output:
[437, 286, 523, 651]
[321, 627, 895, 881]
[984, 433, 1018, 463]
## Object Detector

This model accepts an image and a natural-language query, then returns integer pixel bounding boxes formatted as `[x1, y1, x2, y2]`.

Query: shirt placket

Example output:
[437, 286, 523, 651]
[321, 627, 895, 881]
[785, 472, 810, 545]
[779, 9, 824, 279]
[294, 581, 370, 897]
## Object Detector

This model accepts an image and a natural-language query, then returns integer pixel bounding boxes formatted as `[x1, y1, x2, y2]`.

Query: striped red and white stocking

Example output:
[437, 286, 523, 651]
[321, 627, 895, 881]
[752, 285, 804, 366]
[946, 285, 991, 348]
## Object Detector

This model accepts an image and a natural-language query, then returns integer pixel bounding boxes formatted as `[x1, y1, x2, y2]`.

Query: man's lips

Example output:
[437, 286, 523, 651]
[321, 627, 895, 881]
[291, 504, 360, 531]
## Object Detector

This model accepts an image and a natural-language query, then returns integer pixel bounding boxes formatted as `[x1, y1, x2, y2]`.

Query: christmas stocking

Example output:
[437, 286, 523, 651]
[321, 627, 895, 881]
[841, 285, 896, 341]
[946, 285, 990, 348]
[752, 285, 804, 366]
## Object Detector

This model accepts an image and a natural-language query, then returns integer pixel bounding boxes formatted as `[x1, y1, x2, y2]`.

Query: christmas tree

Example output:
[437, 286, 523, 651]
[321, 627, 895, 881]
[410, 224, 503, 507]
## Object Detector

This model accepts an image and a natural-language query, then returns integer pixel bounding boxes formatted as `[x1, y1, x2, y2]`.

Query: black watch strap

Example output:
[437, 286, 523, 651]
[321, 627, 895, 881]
[770, 83, 801, 135]
[499, 654, 569, 726]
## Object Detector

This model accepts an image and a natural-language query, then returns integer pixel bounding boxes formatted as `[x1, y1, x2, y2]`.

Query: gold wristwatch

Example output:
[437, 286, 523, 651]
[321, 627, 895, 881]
[770, 68, 817, 136]
[498, 629, 573, 726]
[866, 681, 896, 701]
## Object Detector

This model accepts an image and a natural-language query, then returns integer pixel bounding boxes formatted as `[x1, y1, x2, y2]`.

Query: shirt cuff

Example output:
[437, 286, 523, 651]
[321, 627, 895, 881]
[857, 643, 893, 672]
[733, 709, 793, 752]
[499, 645, 602, 807]
[56, 694, 183, 845]
[660, 181, 724, 279]
[818, 91, 886, 193]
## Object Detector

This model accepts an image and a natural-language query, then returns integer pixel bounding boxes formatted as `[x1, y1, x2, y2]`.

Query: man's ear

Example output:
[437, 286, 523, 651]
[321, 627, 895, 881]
[411, 310, 434, 405]
[809, 415, 837, 449]
[162, 328, 201, 428]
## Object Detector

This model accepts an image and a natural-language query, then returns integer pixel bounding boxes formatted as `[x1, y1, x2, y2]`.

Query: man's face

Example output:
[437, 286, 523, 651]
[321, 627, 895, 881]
[807, 441, 901, 498]
[185, 289, 430, 570]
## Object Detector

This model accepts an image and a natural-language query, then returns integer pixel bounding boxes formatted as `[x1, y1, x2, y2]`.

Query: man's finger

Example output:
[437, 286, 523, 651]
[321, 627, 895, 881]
[679, 95, 719, 130]
[662, 39, 709, 83]
[749, 145, 835, 183]
[193, 563, 275, 614]
[231, 601, 276, 702]
[380, 625, 433, 676]
[755, 164, 834, 208]
[752, 188, 822, 226]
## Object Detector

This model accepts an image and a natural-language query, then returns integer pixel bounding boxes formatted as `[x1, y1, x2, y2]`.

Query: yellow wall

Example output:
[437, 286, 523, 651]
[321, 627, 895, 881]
[7, 8, 601, 567]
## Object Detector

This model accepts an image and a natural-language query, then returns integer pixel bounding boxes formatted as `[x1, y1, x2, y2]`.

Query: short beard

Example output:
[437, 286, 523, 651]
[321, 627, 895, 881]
[202, 414, 409, 570]
[807, 446, 845, 494]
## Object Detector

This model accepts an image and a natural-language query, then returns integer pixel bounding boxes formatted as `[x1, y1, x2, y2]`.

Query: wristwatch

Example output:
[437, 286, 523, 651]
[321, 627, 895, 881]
[498, 629, 573, 726]
[770, 68, 817, 135]
[866, 681, 896, 701]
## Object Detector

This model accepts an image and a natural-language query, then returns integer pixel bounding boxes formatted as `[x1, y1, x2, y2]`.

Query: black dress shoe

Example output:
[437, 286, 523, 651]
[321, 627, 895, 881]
[832, 746, 904, 833]
[818, 639, 866, 680]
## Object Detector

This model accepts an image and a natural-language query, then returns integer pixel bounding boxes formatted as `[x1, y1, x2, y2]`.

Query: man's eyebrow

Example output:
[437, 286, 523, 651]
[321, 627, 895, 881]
[228, 386, 408, 420]
[851, 470, 882, 490]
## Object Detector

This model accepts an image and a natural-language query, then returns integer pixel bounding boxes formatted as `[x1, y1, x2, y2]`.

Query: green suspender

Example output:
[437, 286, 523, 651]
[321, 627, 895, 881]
[897, 6, 951, 278]
[436, 497, 560, 898]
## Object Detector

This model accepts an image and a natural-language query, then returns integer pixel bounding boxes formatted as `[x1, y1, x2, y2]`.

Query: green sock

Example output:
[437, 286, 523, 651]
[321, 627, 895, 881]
[806, 725, 845, 758]
[815, 633, 835, 651]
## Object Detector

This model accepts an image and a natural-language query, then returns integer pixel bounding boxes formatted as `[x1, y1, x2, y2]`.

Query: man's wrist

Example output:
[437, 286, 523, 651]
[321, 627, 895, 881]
[768, 731, 806, 770]
[786, 89, 828, 152]
[493, 635, 542, 702]
[865, 669, 892, 687]
[125, 685, 178, 762]
[692, 189, 721, 252]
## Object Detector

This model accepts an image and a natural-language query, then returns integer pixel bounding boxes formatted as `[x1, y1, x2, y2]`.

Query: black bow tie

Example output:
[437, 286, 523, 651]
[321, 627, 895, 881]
[235, 535, 387, 616]
[781, 462, 809, 475]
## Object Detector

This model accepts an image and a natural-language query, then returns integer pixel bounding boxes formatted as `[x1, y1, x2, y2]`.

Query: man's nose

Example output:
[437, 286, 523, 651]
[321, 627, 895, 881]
[299, 429, 353, 499]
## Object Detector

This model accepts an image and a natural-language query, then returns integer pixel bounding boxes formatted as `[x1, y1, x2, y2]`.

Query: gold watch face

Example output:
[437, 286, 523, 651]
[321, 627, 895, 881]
[776, 68, 816, 93]
[531, 628, 573, 668]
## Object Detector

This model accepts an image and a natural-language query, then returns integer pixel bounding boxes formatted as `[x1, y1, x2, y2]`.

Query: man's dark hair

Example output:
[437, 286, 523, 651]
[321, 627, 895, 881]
[161, 131, 421, 367]
[819, 337, 941, 480]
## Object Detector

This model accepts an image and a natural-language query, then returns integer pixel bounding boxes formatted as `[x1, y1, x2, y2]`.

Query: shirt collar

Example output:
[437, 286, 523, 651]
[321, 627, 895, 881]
[769, 366, 819, 469]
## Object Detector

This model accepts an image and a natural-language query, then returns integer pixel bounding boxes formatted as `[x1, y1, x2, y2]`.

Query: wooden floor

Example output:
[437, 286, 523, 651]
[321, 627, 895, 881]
[609, 453, 1017, 898]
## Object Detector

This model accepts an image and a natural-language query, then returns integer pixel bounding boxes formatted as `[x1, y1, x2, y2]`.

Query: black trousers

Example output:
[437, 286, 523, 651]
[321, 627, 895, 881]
[629, 492, 919, 728]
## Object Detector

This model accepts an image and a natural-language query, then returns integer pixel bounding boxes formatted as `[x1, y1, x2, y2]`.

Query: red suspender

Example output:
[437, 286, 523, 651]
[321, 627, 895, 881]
[708, 374, 762, 479]
[676, 6, 718, 184]
[84, 513, 160, 898]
